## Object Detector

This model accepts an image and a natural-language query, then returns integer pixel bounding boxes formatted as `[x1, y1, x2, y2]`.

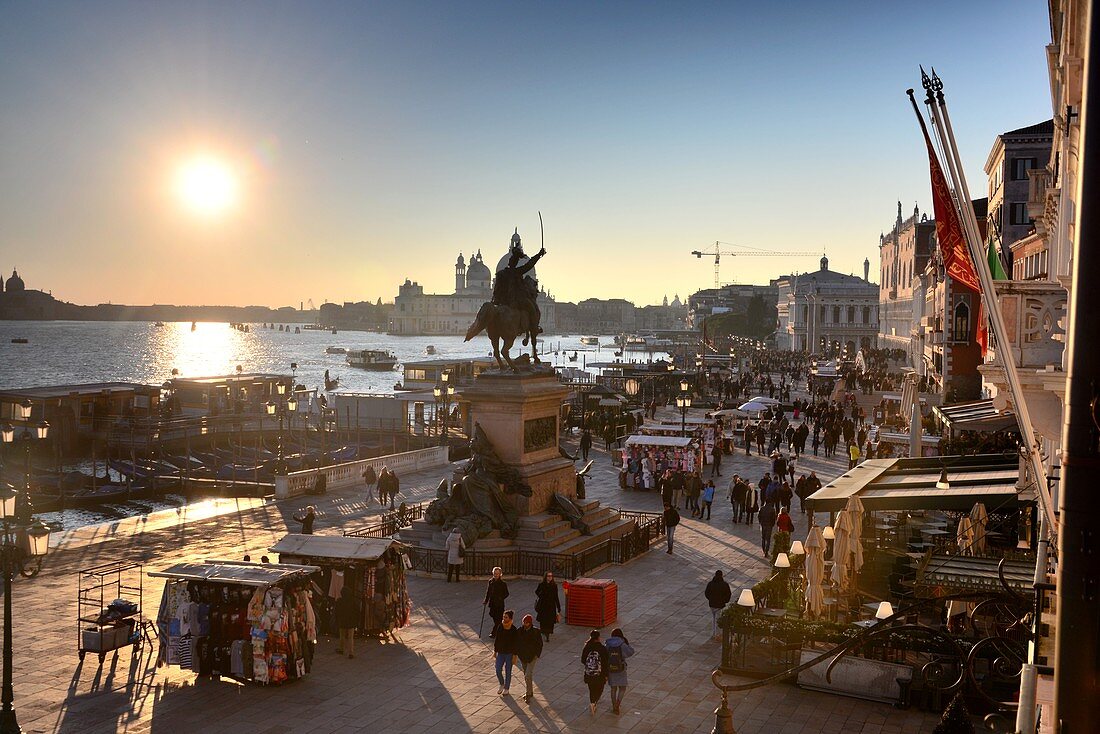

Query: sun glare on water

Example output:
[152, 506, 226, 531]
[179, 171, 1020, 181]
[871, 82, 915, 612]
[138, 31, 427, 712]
[175, 156, 239, 217]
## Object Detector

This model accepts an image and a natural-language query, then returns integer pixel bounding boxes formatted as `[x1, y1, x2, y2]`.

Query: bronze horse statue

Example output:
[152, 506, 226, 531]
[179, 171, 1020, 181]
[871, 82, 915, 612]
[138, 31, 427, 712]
[465, 301, 540, 370]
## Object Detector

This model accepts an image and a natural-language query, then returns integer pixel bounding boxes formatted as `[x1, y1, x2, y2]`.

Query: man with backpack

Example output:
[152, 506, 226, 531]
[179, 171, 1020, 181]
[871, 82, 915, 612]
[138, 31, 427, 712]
[581, 630, 609, 716]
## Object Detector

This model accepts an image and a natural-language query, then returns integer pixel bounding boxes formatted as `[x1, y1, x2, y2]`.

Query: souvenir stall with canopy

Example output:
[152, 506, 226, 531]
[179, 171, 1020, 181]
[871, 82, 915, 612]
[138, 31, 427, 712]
[150, 559, 319, 685]
[643, 418, 718, 462]
[270, 534, 411, 637]
[620, 435, 700, 489]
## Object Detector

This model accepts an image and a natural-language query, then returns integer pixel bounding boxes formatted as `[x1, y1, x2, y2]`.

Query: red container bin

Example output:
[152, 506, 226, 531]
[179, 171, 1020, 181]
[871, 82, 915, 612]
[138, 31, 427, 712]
[565, 578, 617, 628]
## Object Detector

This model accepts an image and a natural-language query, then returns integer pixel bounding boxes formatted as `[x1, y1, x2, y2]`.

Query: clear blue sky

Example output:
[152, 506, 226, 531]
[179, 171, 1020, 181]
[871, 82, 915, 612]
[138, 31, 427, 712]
[0, 1, 1052, 307]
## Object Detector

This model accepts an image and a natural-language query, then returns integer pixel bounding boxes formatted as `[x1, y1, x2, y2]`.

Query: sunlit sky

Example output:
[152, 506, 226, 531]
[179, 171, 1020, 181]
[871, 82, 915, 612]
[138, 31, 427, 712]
[0, 1, 1052, 308]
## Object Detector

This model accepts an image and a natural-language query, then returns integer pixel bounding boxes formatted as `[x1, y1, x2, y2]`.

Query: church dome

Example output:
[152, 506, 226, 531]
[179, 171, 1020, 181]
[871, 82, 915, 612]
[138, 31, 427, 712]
[456, 253, 465, 267]
[466, 250, 492, 286]
[495, 230, 536, 279]
[5, 269, 24, 292]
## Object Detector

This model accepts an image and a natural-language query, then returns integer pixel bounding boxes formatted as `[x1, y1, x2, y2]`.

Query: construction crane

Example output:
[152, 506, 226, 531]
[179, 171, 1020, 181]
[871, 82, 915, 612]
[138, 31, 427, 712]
[691, 241, 817, 288]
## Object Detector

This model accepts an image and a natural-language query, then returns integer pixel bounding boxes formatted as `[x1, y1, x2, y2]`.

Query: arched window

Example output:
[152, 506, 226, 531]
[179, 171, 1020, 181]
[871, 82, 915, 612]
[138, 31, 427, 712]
[847, 306, 855, 323]
[832, 306, 841, 323]
[862, 306, 870, 324]
[953, 301, 970, 342]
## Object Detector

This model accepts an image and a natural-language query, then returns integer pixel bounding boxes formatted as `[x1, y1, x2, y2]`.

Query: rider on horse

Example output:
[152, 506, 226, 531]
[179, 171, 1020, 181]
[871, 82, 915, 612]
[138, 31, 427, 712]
[492, 241, 545, 335]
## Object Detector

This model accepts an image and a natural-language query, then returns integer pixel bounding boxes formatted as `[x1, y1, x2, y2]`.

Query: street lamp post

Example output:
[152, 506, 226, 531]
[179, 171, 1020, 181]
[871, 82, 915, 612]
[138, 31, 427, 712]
[432, 371, 455, 446]
[0, 422, 52, 734]
[676, 380, 692, 437]
[267, 392, 298, 476]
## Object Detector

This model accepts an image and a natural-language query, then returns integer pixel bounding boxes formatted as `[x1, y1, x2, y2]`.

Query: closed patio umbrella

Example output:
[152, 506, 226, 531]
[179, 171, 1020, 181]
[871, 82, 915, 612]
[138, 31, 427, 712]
[969, 502, 989, 554]
[830, 510, 853, 591]
[844, 496, 865, 574]
[956, 515, 975, 556]
[804, 525, 826, 618]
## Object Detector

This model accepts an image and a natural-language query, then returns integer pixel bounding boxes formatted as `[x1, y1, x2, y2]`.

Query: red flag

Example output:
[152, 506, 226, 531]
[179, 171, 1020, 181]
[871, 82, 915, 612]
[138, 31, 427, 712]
[919, 129, 980, 292]
[911, 96, 986, 355]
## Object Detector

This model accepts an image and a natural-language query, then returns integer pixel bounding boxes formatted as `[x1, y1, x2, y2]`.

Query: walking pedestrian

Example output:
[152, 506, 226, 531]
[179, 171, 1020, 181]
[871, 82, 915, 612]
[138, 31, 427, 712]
[334, 586, 360, 658]
[848, 441, 859, 469]
[704, 570, 732, 639]
[758, 501, 777, 556]
[362, 464, 377, 503]
[535, 571, 561, 641]
[729, 475, 748, 523]
[777, 507, 795, 534]
[484, 567, 509, 638]
[387, 468, 401, 508]
[686, 471, 702, 515]
[658, 469, 675, 507]
[663, 503, 680, 554]
[581, 630, 609, 716]
[515, 614, 543, 703]
[445, 527, 465, 583]
[580, 428, 592, 462]
[710, 442, 722, 477]
[700, 480, 716, 521]
[606, 628, 635, 715]
[493, 610, 519, 696]
[293, 505, 316, 534]
[745, 481, 759, 526]
[376, 465, 389, 505]
[744, 424, 753, 455]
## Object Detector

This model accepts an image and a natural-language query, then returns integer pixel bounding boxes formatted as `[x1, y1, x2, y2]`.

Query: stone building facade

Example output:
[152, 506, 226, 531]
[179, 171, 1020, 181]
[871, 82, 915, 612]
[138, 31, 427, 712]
[389, 231, 557, 336]
[774, 255, 879, 355]
[878, 202, 937, 362]
[983, 120, 1054, 278]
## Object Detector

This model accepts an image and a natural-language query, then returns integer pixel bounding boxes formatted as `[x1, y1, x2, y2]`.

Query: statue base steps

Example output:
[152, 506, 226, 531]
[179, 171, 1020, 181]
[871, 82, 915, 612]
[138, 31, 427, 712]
[399, 498, 637, 559]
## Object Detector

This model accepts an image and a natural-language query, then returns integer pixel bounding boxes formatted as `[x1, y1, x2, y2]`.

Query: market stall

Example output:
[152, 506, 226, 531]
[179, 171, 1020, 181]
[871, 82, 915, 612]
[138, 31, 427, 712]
[270, 533, 412, 637]
[150, 559, 320, 685]
[643, 417, 718, 461]
[620, 434, 699, 489]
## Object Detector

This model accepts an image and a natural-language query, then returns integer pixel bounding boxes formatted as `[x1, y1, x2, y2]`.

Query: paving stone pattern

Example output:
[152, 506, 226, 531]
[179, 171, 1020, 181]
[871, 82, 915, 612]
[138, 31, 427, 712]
[8, 405, 942, 733]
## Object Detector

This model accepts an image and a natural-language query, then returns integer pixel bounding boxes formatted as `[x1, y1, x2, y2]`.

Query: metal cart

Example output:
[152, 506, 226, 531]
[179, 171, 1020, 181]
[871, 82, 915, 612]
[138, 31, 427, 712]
[78, 561, 155, 662]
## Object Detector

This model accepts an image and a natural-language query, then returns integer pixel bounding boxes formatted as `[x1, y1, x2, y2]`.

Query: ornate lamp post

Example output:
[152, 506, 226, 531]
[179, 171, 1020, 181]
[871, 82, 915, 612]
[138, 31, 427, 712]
[433, 371, 455, 446]
[0, 422, 52, 734]
[676, 380, 692, 437]
[266, 393, 297, 475]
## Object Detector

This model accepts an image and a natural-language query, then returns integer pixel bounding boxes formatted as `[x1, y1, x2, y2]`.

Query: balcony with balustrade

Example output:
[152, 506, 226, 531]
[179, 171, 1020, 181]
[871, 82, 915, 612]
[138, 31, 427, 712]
[979, 280, 1068, 440]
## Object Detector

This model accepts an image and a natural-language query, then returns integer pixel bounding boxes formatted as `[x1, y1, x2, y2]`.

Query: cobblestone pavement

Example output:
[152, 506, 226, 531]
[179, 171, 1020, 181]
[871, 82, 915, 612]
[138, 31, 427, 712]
[7, 405, 942, 734]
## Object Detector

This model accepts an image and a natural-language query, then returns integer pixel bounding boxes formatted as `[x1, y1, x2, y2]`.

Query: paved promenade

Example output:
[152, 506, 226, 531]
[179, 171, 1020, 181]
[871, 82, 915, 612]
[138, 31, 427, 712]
[10, 412, 943, 734]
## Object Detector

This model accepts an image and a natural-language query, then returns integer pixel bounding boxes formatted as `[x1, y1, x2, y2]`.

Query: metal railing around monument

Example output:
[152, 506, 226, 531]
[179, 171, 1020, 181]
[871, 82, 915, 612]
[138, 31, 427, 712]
[387, 508, 667, 580]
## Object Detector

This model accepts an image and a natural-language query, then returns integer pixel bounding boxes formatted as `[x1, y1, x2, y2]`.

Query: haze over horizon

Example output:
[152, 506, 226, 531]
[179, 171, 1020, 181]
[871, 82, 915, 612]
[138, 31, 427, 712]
[1, 1, 1051, 309]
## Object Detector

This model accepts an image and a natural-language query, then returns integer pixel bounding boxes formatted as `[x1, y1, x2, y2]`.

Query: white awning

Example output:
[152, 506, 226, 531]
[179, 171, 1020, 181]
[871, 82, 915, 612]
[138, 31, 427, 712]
[270, 534, 395, 562]
[149, 559, 320, 587]
[623, 435, 696, 448]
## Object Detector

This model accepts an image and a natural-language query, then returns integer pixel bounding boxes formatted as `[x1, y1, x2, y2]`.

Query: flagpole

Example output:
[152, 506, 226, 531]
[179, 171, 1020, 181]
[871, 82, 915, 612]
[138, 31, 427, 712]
[906, 81, 1056, 533]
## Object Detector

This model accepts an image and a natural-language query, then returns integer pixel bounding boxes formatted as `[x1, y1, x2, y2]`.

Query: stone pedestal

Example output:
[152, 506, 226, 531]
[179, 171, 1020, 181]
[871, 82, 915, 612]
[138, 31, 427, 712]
[461, 368, 576, 516]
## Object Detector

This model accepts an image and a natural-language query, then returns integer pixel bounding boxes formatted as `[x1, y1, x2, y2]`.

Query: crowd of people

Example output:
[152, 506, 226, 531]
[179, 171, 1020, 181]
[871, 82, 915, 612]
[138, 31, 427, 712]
[478, 566, 638, 715]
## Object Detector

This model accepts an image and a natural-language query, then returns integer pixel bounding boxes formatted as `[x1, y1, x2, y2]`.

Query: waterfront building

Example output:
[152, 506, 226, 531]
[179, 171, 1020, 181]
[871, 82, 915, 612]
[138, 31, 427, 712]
[774, 255, 878, 355]
[687, 284, 777, 330]
[389, 230, 557, 336]
[0, 382, 161, 453]
[983, 120, 1055, 278]
[878, 202, 937, 364]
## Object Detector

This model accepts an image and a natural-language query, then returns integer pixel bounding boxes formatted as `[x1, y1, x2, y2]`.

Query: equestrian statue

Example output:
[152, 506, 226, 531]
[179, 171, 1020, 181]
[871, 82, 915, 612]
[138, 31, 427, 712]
[465, 228, 547, 371]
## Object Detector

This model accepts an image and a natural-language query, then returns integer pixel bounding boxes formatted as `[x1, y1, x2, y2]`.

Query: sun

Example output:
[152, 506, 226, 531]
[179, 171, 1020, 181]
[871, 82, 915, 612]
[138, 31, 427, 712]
[175, 156, 239, 216]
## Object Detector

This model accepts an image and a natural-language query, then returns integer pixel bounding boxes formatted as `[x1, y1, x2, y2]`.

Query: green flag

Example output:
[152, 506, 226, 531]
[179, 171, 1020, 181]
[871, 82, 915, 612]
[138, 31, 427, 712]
[988, 241, 1009, 280]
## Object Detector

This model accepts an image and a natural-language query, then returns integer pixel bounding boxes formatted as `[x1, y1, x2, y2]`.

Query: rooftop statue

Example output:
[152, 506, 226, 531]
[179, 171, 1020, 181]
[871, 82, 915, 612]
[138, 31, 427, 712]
[465, 228, 547, 371]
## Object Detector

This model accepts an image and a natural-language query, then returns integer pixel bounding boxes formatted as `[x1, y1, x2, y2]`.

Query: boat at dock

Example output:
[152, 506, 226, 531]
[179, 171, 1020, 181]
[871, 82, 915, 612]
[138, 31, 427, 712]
[580, 336, 600, 346]
[346, 349, 399, 370]
[326, 346, 346, 354]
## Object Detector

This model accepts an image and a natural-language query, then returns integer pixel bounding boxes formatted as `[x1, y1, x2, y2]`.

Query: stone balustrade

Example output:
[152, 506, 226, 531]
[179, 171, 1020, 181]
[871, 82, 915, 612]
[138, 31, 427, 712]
[991, 280, 1068, 369]
[274, 445, 449, 499]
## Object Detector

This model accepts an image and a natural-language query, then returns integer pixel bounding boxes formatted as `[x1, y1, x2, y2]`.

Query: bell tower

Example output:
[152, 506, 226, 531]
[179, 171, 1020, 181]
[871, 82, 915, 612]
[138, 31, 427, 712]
[455, 253, 466, 293]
